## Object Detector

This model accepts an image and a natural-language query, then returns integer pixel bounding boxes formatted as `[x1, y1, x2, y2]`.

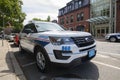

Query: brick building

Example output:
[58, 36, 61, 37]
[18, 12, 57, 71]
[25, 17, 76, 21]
[116, 0, 120, 32]
[58, 0, 90, 32]
[58, 0, 120, 37]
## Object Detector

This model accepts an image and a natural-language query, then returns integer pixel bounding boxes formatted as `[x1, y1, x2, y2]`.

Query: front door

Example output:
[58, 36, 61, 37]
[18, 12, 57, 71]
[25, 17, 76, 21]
[96, 27, 109, 38]
[76, 25, 85, 31]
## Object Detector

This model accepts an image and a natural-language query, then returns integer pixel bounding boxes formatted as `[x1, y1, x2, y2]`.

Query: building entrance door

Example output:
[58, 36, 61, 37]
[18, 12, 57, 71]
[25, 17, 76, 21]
[76, 25, 85, 31]
[96, 27, 109, 38]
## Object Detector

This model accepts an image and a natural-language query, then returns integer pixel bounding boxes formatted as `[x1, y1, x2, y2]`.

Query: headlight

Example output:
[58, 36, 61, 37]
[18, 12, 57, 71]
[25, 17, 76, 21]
[49, 37, 74, 45]
[105, 35, 110, 38]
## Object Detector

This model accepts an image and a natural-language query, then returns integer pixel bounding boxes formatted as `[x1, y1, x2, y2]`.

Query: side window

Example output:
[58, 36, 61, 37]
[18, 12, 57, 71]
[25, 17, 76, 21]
[118, 35, 120, 37]
[22, 24, 37, 34]
[29, 24, 37, 33]
[22, 25, 29, 33]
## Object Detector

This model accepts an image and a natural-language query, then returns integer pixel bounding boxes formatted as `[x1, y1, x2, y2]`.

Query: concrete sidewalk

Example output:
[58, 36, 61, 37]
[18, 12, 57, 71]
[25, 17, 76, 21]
[95, 38, 106, 42]
[0, 40, 26, 80]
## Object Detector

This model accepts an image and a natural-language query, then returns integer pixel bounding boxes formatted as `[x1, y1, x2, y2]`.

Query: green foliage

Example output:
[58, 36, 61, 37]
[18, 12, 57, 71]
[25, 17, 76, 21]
[33, 18, 41, 21]
[0, 0, 26, 32]
[32, 16, 51, 22]
[0, 27, 3, 32]
[47, 16, 51, 22]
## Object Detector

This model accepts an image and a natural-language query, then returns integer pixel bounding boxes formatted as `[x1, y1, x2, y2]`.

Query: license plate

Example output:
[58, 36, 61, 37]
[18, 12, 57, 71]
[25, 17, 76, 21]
[88, 49, 95, 57]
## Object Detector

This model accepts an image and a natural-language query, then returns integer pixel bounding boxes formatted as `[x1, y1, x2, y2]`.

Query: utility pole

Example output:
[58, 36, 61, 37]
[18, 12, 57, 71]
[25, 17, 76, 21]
[109, 0, 116, 33]
[2, 13, 4, 46]
[114, 0, 117, 33]
[0, 11, 4, 46]
[109, 0, 113, 33]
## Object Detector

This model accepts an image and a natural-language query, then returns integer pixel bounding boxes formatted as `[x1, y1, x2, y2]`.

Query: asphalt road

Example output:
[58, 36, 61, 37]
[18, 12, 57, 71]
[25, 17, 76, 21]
[10, 41, 120, 80]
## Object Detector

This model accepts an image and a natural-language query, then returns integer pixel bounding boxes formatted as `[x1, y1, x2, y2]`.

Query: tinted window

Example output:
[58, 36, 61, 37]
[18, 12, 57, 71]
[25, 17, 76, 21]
[29, 24, 37, 33]
[118, 35, 120, 37]
[22, 25, 29, 33]
[22, 24, 37, 33]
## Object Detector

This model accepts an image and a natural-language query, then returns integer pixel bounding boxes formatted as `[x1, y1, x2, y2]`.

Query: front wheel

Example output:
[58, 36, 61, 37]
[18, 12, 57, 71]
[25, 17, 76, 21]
[36, 49, 50, 72]
[109, 37, 117, 42]
[19, 44, 25, 54]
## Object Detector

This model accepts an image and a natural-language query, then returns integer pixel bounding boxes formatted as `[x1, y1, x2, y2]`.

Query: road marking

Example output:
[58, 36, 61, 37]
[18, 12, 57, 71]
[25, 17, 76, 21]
[98, 51, 120, 56]
[22, 62, 36, 67]
[97, 54, 119, 61]
[92, 60, 120, 70]
[97, 54, 110, 58]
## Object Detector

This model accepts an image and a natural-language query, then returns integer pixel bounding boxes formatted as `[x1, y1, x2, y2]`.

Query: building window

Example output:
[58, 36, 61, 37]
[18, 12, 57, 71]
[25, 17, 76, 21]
[70, 15, 74, 23]
[77, 13, 80, 21]
[76, 25, 85, 31]
[65, 7, 67, 13]
[67, 4, 72, 12]
[80, 12, 84, 20]
[75, 1, 78, 9]
[70, 5, 72, 10]
[62, 9, 65, 14]
[78, 1, 82, 7]
[62, 18, 64, 24]
[60, 18, 64, 25]
[66, 17, 69, 24]
[77, 12, 84, 21]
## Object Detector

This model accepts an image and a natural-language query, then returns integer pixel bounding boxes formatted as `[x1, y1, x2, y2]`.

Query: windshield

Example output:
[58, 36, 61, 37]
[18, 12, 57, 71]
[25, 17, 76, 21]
[36, 22, 65, 32]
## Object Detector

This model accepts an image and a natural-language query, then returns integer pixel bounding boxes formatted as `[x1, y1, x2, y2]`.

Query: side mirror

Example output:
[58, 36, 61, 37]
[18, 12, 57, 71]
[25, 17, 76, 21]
[24, 29, 33, 34]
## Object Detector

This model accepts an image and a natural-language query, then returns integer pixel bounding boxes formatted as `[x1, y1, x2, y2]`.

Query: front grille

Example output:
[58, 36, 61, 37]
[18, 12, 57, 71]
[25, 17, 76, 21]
[72, 36, 95, 47]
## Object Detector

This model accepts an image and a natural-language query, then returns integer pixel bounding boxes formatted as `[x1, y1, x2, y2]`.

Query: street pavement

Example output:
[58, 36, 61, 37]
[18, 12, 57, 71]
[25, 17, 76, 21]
[0, 40, 26, 80]
[96, 40, 120, 59]
[10, 40, 120, 80]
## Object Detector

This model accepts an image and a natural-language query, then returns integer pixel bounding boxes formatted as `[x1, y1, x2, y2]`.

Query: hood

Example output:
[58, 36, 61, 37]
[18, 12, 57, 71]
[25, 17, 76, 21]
[108, 33, 120, 35]
[37, 31, 91, 37]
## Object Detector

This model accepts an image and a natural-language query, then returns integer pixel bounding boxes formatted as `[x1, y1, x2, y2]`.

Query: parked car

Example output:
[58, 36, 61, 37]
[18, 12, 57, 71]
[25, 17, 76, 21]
[7, 33, 15, 41]
[0, 35, 2, 39]
[14, 33, 19, 46]
[4, 34, 9, 40]
[0, 31, 4, 39]
[105, 33, 120, 42]
[19, 21, 96, 72]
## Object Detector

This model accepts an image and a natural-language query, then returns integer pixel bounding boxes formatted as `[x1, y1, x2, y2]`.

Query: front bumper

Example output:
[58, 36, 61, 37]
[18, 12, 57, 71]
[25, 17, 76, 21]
[51, 51, 96, 67]
[45, 43, 96, 64]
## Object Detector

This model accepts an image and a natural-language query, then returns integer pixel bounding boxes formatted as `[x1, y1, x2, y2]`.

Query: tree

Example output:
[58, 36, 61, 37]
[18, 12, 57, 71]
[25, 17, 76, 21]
[32, 16, 50, 22]
[32, 16, 51, 22]
[47, 16, 51, 22]
[33, 18, 41, 21]
[0, 0, 26, 32]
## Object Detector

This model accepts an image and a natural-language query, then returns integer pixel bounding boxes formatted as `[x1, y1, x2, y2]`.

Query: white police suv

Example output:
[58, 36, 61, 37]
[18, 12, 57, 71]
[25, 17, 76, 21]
[19, 21, 96, 72]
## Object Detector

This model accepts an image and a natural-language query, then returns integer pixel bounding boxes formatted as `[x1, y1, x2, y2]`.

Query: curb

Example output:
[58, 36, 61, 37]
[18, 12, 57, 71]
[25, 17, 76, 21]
[7, 41, 27, 80]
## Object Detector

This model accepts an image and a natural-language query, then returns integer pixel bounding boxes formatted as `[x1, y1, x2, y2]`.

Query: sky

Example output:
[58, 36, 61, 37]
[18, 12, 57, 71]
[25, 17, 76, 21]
[22, 0, 71, 25]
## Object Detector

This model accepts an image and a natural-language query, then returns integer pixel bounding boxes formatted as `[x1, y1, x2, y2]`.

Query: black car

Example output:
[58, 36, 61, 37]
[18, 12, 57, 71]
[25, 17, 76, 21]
[105, 33, 120, 42]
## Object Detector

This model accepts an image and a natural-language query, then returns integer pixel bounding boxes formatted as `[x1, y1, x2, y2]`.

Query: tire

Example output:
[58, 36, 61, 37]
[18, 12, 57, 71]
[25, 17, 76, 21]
[109, 37, 117, 42]
[17, 41, 20, 47]
[19, 44, 25, 54]
[35, 48, 50, 72]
